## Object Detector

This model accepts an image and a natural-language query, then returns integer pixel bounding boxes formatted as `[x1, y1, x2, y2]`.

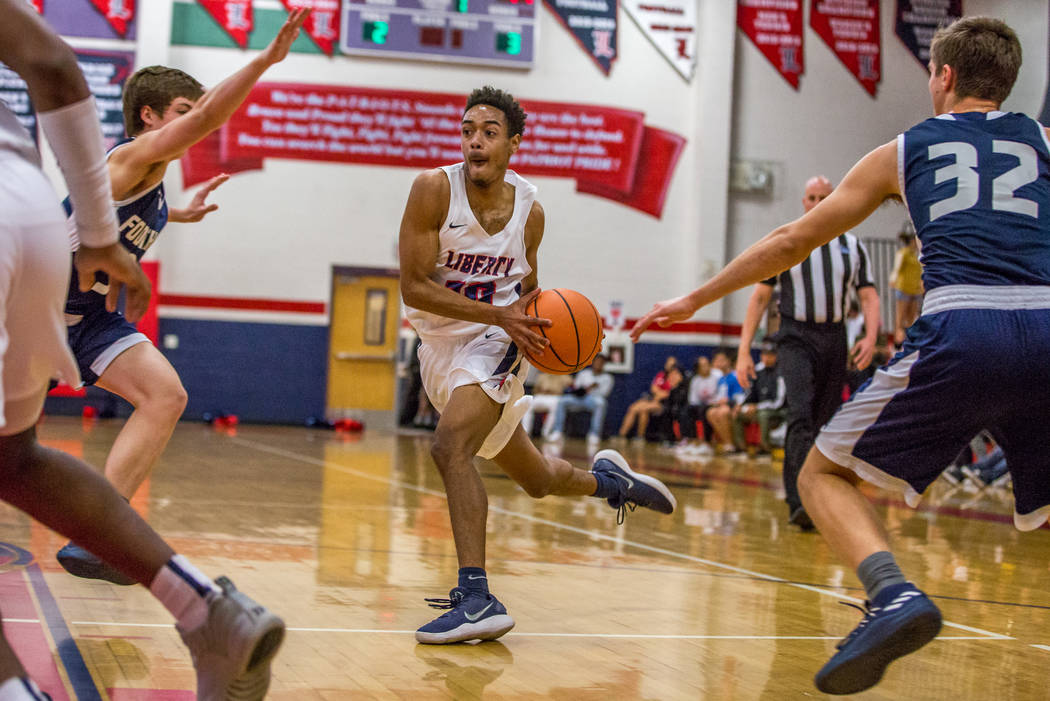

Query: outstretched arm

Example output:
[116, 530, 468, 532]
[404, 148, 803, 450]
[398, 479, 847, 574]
[631, 140, 900, 341]
[169, 173, 229, 223]
[108, 9, 308, 196]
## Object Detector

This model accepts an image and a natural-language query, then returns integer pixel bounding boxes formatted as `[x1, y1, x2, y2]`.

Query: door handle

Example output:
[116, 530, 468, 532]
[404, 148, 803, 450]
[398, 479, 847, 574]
[334, 351, 397, 361]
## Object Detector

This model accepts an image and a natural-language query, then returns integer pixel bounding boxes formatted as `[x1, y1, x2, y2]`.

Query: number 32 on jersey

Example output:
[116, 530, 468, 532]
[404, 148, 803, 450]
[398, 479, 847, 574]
[929, 140, 1040, 220]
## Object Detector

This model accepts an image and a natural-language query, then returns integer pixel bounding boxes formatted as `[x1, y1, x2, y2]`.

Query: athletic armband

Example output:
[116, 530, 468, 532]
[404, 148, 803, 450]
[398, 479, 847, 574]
[37, 96, 118, 248]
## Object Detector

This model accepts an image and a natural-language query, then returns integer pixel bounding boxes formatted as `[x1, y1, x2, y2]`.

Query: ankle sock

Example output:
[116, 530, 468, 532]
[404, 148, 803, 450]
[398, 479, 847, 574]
[458, 567, 489, 594]
[591, 469, 619, 499]
[150, 554, 220, 632]
[0, 677, 47, 701]
[857, 551, 908, 602]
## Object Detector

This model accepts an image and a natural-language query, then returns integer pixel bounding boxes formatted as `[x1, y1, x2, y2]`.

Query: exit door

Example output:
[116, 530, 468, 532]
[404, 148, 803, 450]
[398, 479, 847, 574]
[326, 266, 401, 428]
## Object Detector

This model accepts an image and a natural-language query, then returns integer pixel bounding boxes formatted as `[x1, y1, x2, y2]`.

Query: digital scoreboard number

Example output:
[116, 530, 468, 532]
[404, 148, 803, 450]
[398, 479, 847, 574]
[341, 0, 536, 68]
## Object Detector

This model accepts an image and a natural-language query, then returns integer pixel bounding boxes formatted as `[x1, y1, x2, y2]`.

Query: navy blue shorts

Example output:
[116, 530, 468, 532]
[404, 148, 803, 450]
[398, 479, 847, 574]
[817, 304, 1050, 530]
[65, 306, 149, 386]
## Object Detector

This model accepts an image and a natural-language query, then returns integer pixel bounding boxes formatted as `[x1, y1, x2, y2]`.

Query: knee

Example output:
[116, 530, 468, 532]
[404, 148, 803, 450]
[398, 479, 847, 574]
[520, 471, 554, 499]
[138, 378, 188, 419]
[429, 431, 472, 472]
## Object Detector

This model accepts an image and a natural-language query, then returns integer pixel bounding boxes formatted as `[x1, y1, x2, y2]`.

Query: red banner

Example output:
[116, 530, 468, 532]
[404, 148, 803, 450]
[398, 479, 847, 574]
[737, 0, 804, 89]
[280, 0, 339, 56]
[88, 0, 134, 37]
[29, 0, 43, 12]
[197, 0, 253, 48]
[811, 0, 880, 96]
[181, 83, 684, 217]
[181, 130, 264, 189]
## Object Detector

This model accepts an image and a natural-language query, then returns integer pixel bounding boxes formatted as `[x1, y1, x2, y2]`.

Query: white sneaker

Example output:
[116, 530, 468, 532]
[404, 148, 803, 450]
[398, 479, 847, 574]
[545, 431, 564, 443]
[696, 443, 714, 456]
[178, 576, 285, 701]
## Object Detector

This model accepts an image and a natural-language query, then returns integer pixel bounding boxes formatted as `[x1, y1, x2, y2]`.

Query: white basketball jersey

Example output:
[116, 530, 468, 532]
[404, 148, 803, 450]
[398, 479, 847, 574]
[405, 162, 536, 341]
[0, 102, 39, 166]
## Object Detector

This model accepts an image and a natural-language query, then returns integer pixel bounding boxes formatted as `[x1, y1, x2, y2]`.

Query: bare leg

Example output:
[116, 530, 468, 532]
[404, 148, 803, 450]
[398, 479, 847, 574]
[706, 405, 733, 446]
[95, 343, 187, 498]
[430, 385, 503, 569]
[0, 424, 172, 584]
[798, 446, 891, 569]
[618, 401, 640, 437]
[492, 426, 597, 497]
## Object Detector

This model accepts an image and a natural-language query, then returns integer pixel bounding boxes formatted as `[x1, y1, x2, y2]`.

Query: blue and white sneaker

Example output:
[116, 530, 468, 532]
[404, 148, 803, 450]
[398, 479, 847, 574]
[415, 587, 515, 644]
[815, 583, 942, 695]
[57, 542, 135, 586]
[592, 449, 676, 523]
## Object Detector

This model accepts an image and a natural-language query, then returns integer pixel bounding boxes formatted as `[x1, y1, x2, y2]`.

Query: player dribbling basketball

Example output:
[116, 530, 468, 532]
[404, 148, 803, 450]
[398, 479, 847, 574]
[399, 85, 676, 645]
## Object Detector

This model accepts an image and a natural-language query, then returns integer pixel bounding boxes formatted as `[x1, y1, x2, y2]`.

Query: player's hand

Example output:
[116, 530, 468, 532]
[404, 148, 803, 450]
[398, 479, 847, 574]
[630, 294, 698, 342]
[261, 8, 309, 65]
[735, 353, 756, 390]
[499, 287, 551, 357]
[73, 244, 152, 323]
[176, 173, 229, 222]
[851, 336, 876, 371]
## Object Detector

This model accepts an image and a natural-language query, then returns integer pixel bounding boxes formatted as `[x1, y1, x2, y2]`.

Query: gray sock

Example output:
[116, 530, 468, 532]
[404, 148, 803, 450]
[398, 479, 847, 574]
[856, 551, 907, 602]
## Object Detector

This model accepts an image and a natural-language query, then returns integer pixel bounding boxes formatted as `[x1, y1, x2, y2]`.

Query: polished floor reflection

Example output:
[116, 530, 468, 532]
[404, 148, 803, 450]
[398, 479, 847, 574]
[5, 417, 1049, 699]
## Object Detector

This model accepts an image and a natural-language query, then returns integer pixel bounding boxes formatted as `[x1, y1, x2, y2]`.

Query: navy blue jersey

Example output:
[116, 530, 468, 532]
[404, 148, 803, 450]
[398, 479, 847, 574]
[65, 138, 168, 316]
[900, 111, 1050, 290]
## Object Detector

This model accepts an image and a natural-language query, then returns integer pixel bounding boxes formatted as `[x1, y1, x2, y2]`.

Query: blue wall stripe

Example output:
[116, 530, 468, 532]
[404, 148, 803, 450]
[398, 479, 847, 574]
[25, 563, 102, 701]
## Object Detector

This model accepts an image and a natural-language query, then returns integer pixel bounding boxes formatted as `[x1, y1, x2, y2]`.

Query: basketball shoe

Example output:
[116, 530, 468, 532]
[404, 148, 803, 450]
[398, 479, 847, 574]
[592, 449, 676, 523]
[815, 582, 942, 695]
[56, 542, 136, 585]
[178, 576, 286, 701]
[415, 587, 515, 644]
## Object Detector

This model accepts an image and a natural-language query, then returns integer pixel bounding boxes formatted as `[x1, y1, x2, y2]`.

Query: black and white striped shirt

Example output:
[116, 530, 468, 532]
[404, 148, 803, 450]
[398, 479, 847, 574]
[761, 233, 875, 324]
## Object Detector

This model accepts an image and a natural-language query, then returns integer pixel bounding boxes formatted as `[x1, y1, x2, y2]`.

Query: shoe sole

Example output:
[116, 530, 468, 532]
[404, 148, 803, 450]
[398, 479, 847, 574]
[56, 547, 136, 586]
[415, 614, 515, 644]
[815, 607, 942, 695]
[593, 449, 677, 514]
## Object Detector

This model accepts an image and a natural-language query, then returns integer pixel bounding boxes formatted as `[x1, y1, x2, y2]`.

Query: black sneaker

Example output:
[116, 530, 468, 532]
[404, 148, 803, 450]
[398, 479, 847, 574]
[815, 583, 942, 694]
[789, 505, 816, 532]
[592, 449, 676, 523]
[56, 542, 136, 586]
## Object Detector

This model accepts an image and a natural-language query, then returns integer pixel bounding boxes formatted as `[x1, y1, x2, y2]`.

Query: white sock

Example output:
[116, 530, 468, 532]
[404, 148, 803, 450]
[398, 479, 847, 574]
[0, 677, 48, 701]
[149, 554, 220, 632]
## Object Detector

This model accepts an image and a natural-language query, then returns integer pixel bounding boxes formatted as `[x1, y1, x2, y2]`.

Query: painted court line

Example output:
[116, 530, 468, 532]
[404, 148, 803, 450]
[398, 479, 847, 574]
[1031, 644, 1050, 652]
[67, 621, 993, 641]
[228, 436, 1014, 643]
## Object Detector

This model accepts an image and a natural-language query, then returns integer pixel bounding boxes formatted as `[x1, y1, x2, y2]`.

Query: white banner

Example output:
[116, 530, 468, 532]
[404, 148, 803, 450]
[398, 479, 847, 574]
[623, 0, 697, 82]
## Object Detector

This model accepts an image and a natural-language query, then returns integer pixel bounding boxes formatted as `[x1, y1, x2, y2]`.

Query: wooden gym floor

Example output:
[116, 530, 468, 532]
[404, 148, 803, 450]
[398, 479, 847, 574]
[3, 417, 1049, 699]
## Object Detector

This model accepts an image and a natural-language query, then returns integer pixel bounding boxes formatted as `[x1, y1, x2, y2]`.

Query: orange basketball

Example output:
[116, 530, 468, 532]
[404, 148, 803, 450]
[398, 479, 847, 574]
[525, 289, 605, 375]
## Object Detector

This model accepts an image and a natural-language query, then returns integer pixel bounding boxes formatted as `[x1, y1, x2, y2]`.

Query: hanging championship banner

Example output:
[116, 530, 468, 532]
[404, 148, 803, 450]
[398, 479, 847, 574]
[895, 0, 962, 69]
[75, 49, 135, 148]
[622, 0, 696, 82]
[87, 0, 134, 37]
[28, 0, 43, 12]
[0, 64, 36, 144]
[543, 0, 618, 76]
[197, 0, 254, 48]
[280, 0, 339, 55]
[737, 0, 803, 89]
[811, 0, 880, 96]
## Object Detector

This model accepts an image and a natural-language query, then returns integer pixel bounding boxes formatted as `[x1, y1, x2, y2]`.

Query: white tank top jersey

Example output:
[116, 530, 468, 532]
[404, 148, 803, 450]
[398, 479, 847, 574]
[405, 162, 536, 342]
[0, 102, 40, 166]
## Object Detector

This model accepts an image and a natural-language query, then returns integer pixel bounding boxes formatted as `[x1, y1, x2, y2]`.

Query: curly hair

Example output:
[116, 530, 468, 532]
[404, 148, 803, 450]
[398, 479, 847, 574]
[123, 66, 204, 136]
[464, 86, 527, 138]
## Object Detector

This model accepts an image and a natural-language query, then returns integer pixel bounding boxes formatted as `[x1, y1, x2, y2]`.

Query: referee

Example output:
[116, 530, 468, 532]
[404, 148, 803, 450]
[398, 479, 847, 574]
[736, 175, 880, 530]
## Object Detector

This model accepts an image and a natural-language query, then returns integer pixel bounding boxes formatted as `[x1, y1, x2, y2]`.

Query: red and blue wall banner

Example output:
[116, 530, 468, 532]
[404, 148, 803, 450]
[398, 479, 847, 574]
[737, 0, 804, 89]
[543, 0, 619, 76]
[280, 0, 339, 56]
[180, 83, 685, 218]
[623, 0, 696, 82]
[810, 0, 880, 96]
[895, 0, 962, 69]
[32, 0, 135, 39]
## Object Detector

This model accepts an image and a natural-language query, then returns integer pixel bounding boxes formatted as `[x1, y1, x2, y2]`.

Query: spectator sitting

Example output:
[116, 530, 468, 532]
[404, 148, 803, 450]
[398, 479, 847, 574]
[617, 356, 682, 442]
[705, 349, 747, 453]
[675, 353, 724, 457]
[521, 370, 574, 439]
[732, 340, 786, 454]
[546, 354, 614, 446]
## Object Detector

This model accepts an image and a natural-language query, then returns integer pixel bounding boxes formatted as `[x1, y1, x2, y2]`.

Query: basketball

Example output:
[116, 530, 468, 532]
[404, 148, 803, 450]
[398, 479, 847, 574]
[524, 289, 604, 374]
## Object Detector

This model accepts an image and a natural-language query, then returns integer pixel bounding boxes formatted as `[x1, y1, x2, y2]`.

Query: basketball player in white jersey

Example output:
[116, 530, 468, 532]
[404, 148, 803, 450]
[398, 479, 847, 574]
[400, 86, 676, 645]
[0, 3, 284, 699]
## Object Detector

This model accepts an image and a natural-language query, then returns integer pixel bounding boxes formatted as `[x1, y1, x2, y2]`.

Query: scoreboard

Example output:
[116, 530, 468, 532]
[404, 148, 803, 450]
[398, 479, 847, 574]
[341, 0, 536, 68]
